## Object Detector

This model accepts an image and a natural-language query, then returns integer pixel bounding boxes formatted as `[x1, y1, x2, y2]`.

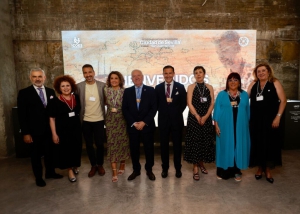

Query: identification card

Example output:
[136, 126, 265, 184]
[200, 97, 207, 103]
[69, 112, 75, 117]
[256, 95, 264, 101]
[111, 108, 117, 113]
[231, 101, 237, 106]
[166, 98, 172, 103]
[136, 99, 141, 103]
[89, 96, 96, 101]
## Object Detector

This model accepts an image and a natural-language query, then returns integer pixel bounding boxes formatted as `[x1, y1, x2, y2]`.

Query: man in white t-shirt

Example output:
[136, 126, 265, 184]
[77, 64, 106, 177]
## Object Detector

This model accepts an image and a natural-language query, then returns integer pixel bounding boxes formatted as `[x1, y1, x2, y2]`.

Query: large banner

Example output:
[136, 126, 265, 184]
[62, 30, 256, 125]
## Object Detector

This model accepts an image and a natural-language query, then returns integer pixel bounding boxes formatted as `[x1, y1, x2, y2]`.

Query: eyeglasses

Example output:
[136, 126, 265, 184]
[228, 79, 239, 82]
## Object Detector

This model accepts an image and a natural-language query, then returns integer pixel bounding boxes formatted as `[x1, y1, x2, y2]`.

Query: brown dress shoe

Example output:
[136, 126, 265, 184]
[98, 165, 105, 176]
[127, 171, 141, 180]
[146, 171, 156, 181]
[88, 166, 97, 177]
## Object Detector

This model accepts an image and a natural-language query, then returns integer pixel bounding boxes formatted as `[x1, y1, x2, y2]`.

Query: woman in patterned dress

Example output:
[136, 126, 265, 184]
[184, 66, 215, 181]
[104, 71, 130, 182]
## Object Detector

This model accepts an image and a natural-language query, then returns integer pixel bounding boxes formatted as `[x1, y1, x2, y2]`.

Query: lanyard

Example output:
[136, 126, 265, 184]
[86, 83, 96, 96]
[196, 82, 205, 96]
[110, 88, 120, 108]
[60, 95, 74, 110]
[256, 80, 267, 97]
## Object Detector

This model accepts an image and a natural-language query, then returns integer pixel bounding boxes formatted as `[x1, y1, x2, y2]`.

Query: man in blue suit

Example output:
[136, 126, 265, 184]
[155, 65, 187, 178]
[122, 69, 157, 181]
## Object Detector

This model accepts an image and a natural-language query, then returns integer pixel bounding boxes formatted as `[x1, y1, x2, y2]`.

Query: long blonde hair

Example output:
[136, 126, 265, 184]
[252, 63, 278, 82]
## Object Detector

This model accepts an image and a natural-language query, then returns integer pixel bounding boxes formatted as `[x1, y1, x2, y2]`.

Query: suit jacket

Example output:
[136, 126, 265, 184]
[76, 80, 106, 122]
[155, 81, 187, 130]
[122, 85, 157, 133]
[17, 85, 56, 136]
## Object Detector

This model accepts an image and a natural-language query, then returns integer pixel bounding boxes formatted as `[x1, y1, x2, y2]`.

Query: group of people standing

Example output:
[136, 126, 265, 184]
[17, 63, 286, 187]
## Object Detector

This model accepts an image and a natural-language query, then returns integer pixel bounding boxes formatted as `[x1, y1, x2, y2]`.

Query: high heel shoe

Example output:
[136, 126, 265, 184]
[118, 162, 125, 175]
[72, 167, 79, 175]
[266, 177, 274, 184]
[255, 174, 262, 180]
[112, 169, 118, 182]
[68, 170, 76, 182]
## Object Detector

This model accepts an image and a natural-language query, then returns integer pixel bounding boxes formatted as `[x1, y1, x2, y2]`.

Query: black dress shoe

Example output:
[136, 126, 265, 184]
[161, 171, 168, 178]
[146, 171, 156, 181]
[255, 174, 262, 180]
[175, 170, 182, 178]
[266, 177, 274, 184]
[127, 171, 140, 180]
[46, 173, 63, 179]
[36, 178, 46, 187]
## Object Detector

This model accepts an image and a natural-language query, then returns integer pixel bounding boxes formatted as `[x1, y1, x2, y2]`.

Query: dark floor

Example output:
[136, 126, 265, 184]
[1, 147, 300, 214]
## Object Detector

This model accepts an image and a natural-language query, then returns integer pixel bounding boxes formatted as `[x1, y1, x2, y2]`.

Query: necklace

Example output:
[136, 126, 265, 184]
[227, 90, 240, 100]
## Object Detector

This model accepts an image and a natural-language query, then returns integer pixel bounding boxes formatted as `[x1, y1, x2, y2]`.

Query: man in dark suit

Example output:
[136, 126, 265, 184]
[17, 68, 63, 187]
[155, 65, 187, 178]
[122, 69, 157, 181]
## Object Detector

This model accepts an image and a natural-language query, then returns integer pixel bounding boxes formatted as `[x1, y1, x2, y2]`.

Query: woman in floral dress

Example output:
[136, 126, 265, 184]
[104, 71, 130, 182]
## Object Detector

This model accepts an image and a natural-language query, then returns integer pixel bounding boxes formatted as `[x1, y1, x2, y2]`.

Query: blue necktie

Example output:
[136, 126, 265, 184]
[38, 88, 46, 107]
[136, 87, 141, 109]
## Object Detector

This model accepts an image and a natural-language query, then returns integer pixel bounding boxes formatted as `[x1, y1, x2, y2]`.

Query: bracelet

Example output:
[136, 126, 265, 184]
[277, 113, 281, 117]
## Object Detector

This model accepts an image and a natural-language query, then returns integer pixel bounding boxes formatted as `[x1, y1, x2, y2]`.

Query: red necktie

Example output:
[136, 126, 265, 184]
[166, 84, 170, 98]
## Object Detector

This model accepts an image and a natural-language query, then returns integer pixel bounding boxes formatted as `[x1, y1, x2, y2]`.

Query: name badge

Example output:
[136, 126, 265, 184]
[69, 112, 75, 117]
[256, 95, 263, 101]
[231, 101, 237, 106]
[136, 99, 141, 103]
[200, 97, 207, 103]
[166, 98, 172, 103]
[89, 97, 96, 101]
[111, 108, 117, 113]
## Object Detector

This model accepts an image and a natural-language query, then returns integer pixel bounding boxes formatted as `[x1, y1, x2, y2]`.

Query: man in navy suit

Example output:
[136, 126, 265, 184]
[155, 65, 187, 178]
[17, 68, 63, 187]
[122, 69, 157, 181]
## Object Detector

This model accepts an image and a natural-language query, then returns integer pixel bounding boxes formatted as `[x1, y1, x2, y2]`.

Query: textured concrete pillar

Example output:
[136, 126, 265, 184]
[0, 0, 18, 157]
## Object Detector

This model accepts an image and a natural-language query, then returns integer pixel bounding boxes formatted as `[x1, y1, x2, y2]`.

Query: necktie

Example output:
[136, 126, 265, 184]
[37, 88, 46, 107]
[166, 84, 170, 98]
[136, 87, 141, 109]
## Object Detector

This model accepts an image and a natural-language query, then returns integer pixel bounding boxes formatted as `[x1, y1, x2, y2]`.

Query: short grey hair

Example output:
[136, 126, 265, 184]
[30, 68, 45, 76]
[131, 69, 143, 76]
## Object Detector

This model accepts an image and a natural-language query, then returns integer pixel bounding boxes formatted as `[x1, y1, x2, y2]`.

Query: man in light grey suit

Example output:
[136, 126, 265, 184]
[77, 64, 106, 177]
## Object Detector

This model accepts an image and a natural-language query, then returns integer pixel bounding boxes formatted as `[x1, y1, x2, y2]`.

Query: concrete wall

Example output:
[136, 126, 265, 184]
[0, 0, 18, 157]
[10, 0, 300, 99]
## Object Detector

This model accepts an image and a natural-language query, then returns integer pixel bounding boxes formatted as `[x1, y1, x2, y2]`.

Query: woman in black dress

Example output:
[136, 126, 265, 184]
[184, 66, 215, 181]
[247, 63, 286, 184]
[48, 75, 82, 182]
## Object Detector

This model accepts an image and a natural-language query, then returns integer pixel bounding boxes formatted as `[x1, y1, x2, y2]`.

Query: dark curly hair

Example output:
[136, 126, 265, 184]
[106, 71, 125, 88]
[53, 75, 77, 94]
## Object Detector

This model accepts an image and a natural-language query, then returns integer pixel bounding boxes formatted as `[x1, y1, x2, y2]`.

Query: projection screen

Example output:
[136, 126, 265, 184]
[62, 30, 256, 125]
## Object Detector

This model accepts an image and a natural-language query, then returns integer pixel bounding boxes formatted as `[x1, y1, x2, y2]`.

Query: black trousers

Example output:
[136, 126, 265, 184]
[128, 131, 154, 172]
[159, 124, 183, 171]
[30, 135, 55, 179]
[82, 120, 105, 166]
